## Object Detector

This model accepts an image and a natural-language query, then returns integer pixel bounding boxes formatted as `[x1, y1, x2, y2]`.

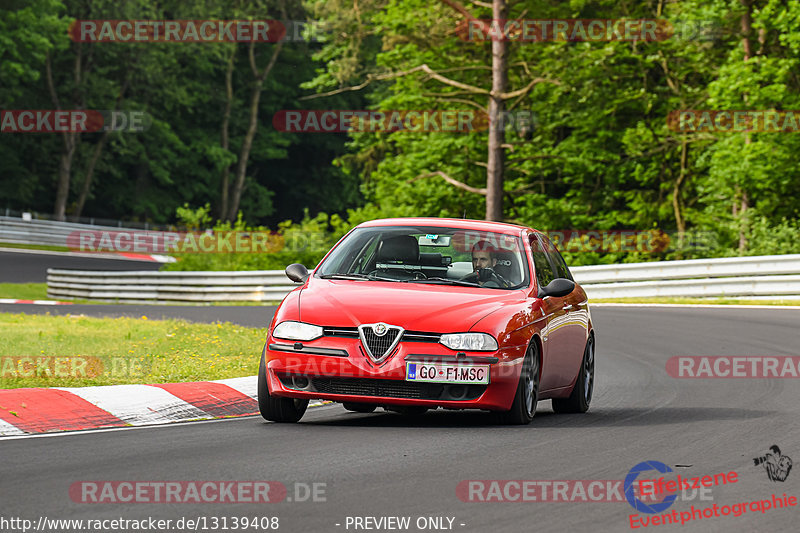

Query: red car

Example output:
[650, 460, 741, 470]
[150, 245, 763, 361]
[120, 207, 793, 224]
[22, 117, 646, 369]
[258, 218, 595, 424]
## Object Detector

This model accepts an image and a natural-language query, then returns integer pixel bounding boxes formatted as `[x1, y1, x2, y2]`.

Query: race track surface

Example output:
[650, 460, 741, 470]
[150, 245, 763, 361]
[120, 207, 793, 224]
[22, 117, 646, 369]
[2, 306, 799, 532]
[0, 249, 162, 283]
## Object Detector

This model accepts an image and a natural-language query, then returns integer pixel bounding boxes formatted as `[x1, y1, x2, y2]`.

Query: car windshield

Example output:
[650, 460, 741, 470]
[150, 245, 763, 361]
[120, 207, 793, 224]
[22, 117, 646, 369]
[316, 226, 529, 290]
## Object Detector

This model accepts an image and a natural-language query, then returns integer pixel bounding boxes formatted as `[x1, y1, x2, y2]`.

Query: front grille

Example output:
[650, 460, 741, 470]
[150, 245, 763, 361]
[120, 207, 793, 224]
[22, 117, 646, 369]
[402, 331, 441, 343]
[322, 327, 359, 338]
[277, 374, 485, 401]
[322, 327, 440, 343]
[314, 377, 430, 399]
[360, 327, 402, 360]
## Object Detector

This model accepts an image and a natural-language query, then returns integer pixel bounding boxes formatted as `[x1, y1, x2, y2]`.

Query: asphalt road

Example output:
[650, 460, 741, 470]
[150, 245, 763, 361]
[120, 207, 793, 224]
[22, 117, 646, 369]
[2, 306, 799, 532]
[0, 248, 162, 283]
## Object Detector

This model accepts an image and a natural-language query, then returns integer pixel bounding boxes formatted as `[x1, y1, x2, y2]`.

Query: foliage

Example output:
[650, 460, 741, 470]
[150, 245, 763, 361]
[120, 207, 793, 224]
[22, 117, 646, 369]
[0, 0, 363, 225]
[163, 210, 346, 271]
[2, 0, 799, 266]
[175, 203, 213, 231]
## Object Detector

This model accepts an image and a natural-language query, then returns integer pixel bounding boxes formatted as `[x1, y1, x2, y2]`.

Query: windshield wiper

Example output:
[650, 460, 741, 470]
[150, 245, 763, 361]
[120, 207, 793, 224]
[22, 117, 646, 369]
[407, 277, 481, 287]
[319, 273, 402, 282]
[319, 273, 370, 280]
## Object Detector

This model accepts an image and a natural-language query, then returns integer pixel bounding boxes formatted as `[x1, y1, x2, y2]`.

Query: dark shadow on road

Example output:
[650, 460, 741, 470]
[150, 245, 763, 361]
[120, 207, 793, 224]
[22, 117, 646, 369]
[299, 403, 776, 429]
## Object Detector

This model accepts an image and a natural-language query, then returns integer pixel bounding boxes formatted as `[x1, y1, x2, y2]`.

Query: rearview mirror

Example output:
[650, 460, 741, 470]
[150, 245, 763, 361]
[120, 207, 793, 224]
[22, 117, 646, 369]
[538, 278, 575, 298]
[418, 234, 451, 247]
[285, 263, 310, 283]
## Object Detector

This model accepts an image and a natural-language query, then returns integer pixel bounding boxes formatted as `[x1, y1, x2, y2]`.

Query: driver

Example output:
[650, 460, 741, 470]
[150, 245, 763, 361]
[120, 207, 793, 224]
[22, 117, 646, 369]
[471, 240, 498, 272]
[467, 240, 509, 287]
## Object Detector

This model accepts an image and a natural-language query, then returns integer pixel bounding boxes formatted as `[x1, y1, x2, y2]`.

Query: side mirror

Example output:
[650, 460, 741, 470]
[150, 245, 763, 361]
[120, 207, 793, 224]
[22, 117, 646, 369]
[285, 263, 310, 283]
[538, 278, 575, 298]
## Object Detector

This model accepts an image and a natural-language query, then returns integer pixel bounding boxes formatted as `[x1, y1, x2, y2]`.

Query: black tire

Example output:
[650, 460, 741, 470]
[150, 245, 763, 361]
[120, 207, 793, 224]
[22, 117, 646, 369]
[497, 341, 540, 425]
[343, 403, 377, 413]
[552, 334, 594, 414]
[258, 349, 309, 423]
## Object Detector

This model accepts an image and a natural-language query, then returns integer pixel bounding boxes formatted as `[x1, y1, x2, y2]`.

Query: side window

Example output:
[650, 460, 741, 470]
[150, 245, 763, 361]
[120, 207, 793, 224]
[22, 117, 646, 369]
[546, 244, 573, 281]
[530, 235, 555, 288]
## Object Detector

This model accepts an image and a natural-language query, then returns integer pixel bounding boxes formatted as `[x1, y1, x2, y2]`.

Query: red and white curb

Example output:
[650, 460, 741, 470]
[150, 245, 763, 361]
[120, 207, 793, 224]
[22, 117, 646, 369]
[115, 252, 175, 263]
[0, 376, 325, 436]
[0, 246, 175, 263]
[0, 299, 73, 305]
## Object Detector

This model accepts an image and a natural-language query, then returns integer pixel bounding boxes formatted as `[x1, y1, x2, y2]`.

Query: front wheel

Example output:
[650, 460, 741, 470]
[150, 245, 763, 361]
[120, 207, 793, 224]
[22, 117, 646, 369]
[258, 350, 308, 423]
[552, 334, 594, 414]
[497, 341, 540, 425]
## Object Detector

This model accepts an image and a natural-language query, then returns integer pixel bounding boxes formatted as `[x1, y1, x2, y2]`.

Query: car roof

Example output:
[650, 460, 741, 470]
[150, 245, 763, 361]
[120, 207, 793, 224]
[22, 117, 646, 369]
[357, 217, 534, 236]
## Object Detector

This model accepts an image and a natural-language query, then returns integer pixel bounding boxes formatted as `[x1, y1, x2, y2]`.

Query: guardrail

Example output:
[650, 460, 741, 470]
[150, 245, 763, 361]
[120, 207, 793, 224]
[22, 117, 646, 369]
[1, 208, 172, 228]
[46, 270, 294, 303]
[0, 216, 138, 248]
[0, 215, 186, 248]
[573, 254, 800, 299]
[46, 254, 800, 303]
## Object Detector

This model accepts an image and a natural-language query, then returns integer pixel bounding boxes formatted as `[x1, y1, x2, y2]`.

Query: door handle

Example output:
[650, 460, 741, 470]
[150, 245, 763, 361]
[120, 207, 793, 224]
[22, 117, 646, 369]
[562, 304, 573, 311]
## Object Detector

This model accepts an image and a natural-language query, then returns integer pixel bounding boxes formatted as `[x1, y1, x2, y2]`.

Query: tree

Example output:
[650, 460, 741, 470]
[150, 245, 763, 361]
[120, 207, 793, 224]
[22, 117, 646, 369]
[304, 0, 559, 221]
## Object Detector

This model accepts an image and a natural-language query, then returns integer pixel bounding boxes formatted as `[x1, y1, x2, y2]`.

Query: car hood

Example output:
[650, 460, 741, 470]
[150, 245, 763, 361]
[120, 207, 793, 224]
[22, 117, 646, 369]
[298, 278, 522, 332]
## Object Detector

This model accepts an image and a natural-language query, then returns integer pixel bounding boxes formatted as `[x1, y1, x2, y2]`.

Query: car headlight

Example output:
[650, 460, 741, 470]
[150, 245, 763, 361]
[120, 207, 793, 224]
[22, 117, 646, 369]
[440, 333, 498, 352]
[272, 321, 323, 341]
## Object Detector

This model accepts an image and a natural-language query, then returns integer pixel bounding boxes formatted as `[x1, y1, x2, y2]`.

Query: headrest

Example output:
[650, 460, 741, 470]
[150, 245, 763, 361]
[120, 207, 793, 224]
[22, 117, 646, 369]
[377, 235, 419, 264]
[419, 252, 443, 266]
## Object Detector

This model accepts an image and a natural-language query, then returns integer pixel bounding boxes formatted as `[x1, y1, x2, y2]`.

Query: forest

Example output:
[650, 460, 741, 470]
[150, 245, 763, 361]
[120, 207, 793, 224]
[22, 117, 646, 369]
[1, 0, 799, 267]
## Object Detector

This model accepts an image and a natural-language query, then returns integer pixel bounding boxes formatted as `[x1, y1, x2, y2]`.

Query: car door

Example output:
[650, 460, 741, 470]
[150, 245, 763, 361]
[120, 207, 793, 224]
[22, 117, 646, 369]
[530, 233, 571, 392]
[543, 237, 589, 385]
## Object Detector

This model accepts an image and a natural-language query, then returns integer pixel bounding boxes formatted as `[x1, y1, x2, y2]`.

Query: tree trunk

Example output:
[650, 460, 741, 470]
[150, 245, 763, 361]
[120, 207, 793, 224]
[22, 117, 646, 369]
[220, 45, 236, 219]
[738, 0, 753, 252]
[672, 139, 688, 235]
[485, 0, 508, 221]
[74, 130, 109, 218]
[47, 49, 83, 221]
[738, 190, 749, 252]
[227, 78, 264, 222]
[75, 76, 128, 218]
[226, 40, 283, 221]
[54, 139, 77, 221]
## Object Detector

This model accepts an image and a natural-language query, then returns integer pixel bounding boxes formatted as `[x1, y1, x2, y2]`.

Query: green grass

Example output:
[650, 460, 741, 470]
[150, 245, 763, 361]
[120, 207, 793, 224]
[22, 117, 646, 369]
[592, 297, 800, 306]
[0, 313, 266, 388]
[0, 242, 71, 252]
[0, 283, 48, 300]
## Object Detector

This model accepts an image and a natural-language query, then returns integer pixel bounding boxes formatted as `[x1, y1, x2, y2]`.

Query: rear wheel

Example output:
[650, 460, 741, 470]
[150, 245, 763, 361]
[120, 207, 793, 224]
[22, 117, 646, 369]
[258, 350, 308, 423]
[552, 334, 594, 414]
[343, 403, 377, 413]
[497, 341, 540, 425]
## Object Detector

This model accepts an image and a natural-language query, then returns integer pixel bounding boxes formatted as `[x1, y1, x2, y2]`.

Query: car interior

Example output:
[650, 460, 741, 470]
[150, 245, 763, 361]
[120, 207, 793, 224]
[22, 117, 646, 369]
[358, 232, 525, 286]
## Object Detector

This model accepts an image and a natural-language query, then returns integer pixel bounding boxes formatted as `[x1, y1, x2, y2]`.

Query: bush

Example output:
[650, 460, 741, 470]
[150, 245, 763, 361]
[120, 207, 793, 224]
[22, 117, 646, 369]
[162, 210, 349, 272]
[162, 206, 798, 273]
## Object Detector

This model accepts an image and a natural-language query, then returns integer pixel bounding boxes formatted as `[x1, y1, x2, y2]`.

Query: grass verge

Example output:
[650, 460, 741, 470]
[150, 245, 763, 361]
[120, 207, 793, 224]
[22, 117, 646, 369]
[0, 283, 48, 300]
[0, 242, 71, 252]
[0, 312, 266, 388]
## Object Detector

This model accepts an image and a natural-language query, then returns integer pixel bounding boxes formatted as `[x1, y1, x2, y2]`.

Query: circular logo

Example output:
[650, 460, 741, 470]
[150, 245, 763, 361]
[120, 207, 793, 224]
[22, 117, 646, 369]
[373, 323, 388, 336]
[624, 460, 677, 514]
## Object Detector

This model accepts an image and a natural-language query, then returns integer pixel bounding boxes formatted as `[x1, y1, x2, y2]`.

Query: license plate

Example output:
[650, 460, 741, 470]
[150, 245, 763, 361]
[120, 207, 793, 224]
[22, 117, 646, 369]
[405, 362, 490, 384]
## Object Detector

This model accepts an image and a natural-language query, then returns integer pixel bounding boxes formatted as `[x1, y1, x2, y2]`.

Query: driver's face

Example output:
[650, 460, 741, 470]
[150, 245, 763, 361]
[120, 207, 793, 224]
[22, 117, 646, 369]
[472, 251, 496, 271]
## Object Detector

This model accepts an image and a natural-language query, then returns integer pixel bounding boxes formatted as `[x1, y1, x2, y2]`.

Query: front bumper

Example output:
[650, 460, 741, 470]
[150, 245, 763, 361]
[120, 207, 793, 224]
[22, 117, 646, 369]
[263, 336, 526, 411]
